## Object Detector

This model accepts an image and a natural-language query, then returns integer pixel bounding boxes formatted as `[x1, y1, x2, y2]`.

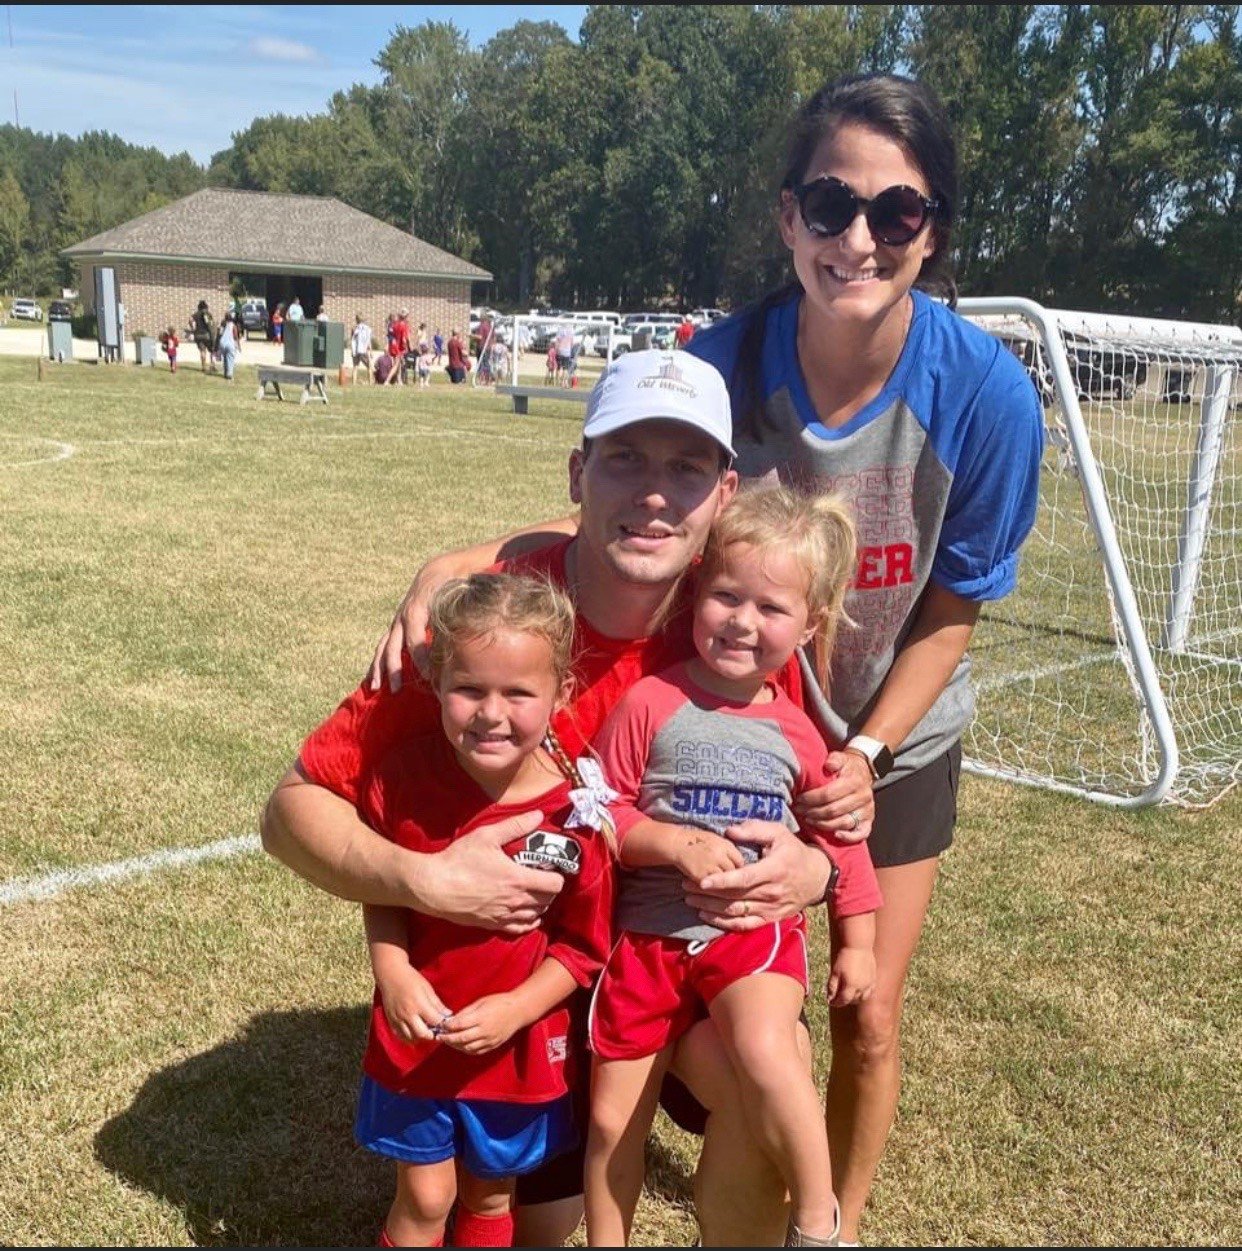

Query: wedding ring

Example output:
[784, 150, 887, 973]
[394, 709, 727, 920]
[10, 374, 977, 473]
[741, 900, 750, 917]
[847, 810, 861, 831]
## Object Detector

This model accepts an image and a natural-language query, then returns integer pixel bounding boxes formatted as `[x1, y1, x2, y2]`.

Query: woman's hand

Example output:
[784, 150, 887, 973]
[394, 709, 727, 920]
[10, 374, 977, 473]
[682, 821, 834, 932]
[793, 750, 875, 843]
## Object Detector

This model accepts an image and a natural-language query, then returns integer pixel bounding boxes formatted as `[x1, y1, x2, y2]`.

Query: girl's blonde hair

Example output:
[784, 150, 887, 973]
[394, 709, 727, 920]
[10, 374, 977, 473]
[427, 572, 576, 690]
[698, 484, 857, 689]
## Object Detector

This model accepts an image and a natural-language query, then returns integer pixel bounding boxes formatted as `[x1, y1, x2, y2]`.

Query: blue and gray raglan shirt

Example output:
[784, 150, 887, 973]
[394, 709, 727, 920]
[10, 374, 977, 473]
[687, 289, 1044, 782]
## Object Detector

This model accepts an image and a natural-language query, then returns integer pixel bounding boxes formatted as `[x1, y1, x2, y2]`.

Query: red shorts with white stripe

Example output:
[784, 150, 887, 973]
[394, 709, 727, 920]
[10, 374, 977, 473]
[588, 915, 809, 1062]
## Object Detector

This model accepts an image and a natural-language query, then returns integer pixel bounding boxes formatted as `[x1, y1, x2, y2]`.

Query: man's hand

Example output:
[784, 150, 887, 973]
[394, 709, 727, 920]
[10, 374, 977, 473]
[792, 751, 875, 842]
[378, 966, 453, 1043]
[366, 563, 447, 692]
[684, 821, 834, 932]
[420, 811, 565, 934]
[437, 993, 524, 1055]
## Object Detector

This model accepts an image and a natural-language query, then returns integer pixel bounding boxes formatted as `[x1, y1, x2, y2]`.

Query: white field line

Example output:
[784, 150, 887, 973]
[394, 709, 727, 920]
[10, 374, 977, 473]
[1, 834, 260, 907]
[973, 649, 1121, 693]
[0, 423, 551, 462]
[0, 434, 77, 468]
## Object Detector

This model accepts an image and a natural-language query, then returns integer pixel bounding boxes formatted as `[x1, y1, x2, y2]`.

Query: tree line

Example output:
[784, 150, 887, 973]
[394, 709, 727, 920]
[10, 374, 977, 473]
[2, 5, 1238, 324]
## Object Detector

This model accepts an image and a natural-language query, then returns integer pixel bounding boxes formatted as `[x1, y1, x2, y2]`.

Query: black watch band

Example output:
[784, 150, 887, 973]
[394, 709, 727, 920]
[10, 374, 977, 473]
[817, 856, 841, 905]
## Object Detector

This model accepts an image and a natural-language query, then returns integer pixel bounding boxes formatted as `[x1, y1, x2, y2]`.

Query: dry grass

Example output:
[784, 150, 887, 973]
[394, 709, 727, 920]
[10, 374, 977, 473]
[0, 355, 1238, 1246]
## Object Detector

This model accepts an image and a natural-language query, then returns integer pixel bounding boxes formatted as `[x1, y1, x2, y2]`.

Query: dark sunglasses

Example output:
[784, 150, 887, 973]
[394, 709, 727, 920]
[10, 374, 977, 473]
[790, 176, 940, 246]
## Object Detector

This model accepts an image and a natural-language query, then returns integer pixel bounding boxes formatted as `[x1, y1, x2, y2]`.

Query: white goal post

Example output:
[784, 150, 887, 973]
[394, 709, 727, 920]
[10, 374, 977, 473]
[957, 297, 1241, 809]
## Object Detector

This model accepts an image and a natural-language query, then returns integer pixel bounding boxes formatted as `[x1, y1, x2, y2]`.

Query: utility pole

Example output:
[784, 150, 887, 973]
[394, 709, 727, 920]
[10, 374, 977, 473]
[7, 6, 17, 128]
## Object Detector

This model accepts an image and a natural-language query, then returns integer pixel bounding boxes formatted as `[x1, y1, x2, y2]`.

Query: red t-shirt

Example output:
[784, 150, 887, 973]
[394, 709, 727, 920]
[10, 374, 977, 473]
[675, 321, 695, 347]
[358, 733, 613, 1101]
[387, 319, 409, 356]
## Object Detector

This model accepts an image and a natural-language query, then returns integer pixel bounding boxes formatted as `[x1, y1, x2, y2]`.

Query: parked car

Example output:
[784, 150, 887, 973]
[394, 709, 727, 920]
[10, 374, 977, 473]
[238, 299, 268, 339]
[10, 297, 42, 321]
[690, 307, 726, 326]
[47, 300, 73, 322]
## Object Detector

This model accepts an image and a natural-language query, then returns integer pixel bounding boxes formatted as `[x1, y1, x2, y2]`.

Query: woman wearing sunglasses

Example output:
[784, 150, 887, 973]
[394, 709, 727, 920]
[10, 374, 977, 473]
[676, 71, 1044, 1244]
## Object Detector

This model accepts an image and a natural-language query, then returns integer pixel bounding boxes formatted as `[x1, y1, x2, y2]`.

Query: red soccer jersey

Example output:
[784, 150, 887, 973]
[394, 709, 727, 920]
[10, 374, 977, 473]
[358, 732, 614, 1102]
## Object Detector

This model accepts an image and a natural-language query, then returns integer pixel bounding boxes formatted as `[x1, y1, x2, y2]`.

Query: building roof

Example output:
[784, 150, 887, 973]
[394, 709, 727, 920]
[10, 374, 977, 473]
[62, 188, 492, 282]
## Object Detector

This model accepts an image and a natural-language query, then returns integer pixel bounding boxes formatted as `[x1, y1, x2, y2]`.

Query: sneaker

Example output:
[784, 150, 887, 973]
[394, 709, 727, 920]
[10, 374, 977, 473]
[785, 1205, 842, 1247]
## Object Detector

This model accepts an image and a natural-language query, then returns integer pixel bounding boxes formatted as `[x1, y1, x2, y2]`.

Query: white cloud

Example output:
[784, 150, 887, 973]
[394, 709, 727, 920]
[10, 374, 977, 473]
[247, 36, 320, 64]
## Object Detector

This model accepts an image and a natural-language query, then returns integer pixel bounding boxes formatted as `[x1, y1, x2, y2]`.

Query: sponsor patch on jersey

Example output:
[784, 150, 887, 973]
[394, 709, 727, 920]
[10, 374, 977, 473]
[546, 1035, 568, 1064]
[514, 830, 583, 875]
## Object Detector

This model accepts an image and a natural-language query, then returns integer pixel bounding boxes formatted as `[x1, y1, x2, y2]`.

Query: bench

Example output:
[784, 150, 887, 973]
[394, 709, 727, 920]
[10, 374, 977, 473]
[256, 365, 329, 405]
[496, 383, 590, 415]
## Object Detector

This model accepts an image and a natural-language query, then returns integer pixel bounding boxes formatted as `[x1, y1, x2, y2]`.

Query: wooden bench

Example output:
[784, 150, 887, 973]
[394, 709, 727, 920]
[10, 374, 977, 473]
[496, 383, 590, 415]
[256, 365, 329, 405]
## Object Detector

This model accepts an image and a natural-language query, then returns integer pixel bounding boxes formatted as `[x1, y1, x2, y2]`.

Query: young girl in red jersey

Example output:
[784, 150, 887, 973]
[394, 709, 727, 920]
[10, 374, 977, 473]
[355, 573, 616, 1247]
[585, 485, 882, 1247]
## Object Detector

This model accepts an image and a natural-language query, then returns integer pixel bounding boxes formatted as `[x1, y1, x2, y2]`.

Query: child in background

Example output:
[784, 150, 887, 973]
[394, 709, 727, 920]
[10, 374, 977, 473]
[355, 573, 615, 1248]
[160, 326, 179, 373]
[432, 328, 444, 365]
[544, 343, 558, 386]
[585, 484, 882, 1248]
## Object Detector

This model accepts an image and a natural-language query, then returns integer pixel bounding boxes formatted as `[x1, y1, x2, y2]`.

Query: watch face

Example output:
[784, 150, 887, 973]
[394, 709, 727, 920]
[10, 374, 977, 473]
[874, 746, 895, 779]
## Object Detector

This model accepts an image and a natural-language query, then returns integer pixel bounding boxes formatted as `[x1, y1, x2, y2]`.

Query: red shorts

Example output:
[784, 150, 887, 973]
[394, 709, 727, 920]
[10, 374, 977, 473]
[588, 916, 809, 1062]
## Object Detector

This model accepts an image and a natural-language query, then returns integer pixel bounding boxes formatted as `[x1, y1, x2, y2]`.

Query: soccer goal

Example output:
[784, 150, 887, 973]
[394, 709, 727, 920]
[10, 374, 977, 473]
[956, 298, 1241, 809]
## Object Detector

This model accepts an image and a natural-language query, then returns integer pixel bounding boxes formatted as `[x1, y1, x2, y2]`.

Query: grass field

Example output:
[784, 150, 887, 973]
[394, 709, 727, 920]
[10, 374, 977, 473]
[1, 355, 1239, 1247]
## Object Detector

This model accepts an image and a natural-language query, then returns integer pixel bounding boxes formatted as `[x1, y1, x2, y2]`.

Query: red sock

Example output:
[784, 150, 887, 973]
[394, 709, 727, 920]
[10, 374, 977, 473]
[378, 1229, 444, 1248]
[451, 1206, 514, 1247]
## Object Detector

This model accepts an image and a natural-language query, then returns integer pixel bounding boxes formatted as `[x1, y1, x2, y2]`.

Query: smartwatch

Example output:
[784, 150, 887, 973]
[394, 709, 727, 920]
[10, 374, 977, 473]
[845, 734, 894, 781]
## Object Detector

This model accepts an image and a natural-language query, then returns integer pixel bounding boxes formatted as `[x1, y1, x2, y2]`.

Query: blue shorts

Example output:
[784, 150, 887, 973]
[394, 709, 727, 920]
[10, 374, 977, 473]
[354, 1076, 577, 1178]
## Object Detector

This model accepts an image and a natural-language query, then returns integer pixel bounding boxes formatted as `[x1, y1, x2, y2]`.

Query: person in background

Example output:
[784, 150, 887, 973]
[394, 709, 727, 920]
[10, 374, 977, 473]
[675, 314, 696, 349]
[446, 329, 470, 385]
[287, 295, 304, 324]
[352, 314, 374, 386]
[160, 325, 179, 374]
[216, 310, 240, 382]
[433, 328, 445, 365]
[271, 303, 285, 344]
[191, 300, 216, 373]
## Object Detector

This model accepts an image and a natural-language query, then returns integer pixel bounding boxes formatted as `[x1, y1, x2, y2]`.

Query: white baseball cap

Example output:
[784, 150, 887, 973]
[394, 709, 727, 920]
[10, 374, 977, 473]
[582, 349, 735, 458]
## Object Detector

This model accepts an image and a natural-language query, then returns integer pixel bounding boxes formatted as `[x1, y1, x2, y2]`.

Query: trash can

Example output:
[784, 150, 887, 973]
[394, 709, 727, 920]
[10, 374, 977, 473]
[47, 319, 73, 362]
[314, 321, 345, 370]
[134, 335, 158, 366]
[284, 319, 316, 366]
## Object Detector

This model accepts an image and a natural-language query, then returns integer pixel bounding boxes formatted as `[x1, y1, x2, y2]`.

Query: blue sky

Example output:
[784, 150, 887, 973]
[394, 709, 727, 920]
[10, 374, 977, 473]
[1, 5, 589, 163]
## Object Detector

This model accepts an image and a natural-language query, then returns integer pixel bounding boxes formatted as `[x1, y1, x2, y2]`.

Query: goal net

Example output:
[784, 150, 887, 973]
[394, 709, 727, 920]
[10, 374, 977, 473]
[958, 298, 1241, 808]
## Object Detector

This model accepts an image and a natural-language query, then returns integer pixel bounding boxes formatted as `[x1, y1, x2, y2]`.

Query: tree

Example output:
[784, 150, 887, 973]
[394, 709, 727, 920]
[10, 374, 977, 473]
[0, 167, 30, 289]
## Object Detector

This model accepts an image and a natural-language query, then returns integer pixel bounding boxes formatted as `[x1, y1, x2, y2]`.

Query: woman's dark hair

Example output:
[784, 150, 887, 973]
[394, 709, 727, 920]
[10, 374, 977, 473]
[734, 73, 959, 443]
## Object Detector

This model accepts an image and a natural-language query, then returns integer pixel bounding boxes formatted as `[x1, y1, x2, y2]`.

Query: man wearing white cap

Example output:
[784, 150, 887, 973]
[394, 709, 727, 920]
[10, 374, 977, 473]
[262, 351, 833, 1245]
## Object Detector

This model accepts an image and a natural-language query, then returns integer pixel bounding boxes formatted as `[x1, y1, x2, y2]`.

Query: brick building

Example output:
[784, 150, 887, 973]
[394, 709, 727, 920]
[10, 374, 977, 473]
[62, 188, 491, 346]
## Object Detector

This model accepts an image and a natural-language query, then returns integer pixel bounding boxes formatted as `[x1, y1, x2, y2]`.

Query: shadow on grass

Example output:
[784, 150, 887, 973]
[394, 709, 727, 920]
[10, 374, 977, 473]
[95, 1006, 387, 1247]
[95, 1006, 704, 1246]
